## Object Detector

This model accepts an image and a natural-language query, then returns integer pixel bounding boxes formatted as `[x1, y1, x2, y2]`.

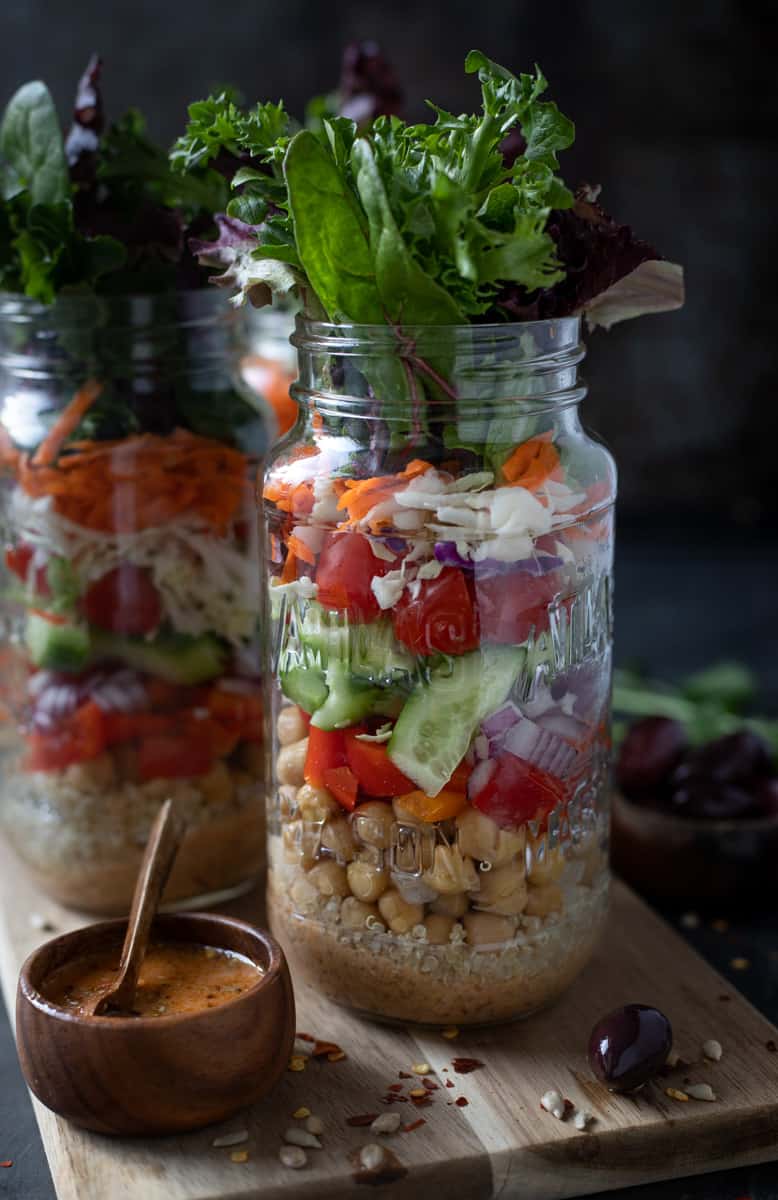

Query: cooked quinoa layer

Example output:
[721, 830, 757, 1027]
[2, 755, 265, 914]
[268, 847, 608, 1025]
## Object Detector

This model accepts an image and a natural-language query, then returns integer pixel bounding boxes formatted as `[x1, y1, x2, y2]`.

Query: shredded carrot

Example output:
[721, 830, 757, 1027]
[280, 549, 299, 583]
[337, 458, 433, 525]
[288, 533, 316, 565]
[501, 434, 560, 492]
[31, 379, 103, 467]
[17, 428, 249, 534]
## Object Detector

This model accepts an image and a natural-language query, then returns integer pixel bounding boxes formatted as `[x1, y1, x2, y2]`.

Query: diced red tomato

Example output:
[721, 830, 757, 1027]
[5, 543, 50, 596]
[304, 726, 347, 787]
[344, 732, 414, 797]
[23, 701, 105, 771]
[315, 532, 392, 622]
[470, 750, 565, 829]
[322, 764, 359, 811]
[475, 571, 559, 646]
[82, 565, 162, 636]
[137, 735, 212, 781]
[393, 567, 479, 656]
[102, 711, 176, 744]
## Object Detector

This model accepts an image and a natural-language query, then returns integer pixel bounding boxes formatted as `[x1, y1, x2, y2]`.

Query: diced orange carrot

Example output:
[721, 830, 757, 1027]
[501, 435, 560, 492]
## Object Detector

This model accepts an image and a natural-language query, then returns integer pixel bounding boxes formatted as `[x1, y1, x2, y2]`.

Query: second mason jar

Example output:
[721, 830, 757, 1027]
[0, 291, 272, 913]
[263, 317, 616, 1025]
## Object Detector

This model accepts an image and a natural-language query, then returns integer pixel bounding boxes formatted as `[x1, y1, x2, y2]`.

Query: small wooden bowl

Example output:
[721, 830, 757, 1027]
[16, 912, 295, 1136]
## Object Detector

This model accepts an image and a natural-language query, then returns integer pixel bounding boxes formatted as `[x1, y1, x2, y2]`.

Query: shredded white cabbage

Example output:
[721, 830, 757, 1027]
[10, 487, 258, 646]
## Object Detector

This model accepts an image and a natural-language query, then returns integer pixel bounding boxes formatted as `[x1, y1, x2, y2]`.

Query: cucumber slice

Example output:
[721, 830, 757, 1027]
[280, 665, 329, 714]
[310, 661, 384, 731]
[25, 614, 90, 672]
[91, 630, 227, 685]
[300, 603, 414, 684]
[388, 646, 525, 796]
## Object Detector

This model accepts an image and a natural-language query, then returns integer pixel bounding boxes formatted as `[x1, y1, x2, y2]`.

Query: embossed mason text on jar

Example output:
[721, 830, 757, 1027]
[263, 318, 615, 1025]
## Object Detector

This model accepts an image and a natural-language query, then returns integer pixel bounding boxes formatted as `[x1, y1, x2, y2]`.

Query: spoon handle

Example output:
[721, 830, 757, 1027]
[98, 798, 185, 1014]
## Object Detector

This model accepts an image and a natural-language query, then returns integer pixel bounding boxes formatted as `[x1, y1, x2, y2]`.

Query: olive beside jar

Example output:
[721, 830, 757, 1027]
[0, 291, 272, 913]
[263, 317, 615, 1025]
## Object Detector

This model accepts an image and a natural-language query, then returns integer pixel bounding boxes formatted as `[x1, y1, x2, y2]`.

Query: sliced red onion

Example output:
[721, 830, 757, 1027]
[481, 701, 523, 739]
[27, 671, 56, 699]
[467, 756, 496, 800]
[34, 681, 81, 721]
[89, 669, 147, 713]
[502, 717, 577, 779]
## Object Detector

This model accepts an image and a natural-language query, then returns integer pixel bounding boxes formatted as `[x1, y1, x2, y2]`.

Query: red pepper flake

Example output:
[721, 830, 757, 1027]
[388, 1083, 403, 1092]
[410, 1095, 432, 1107]
[445, 1079, 455, 1088]
[296, 1032, 315, 1042]
[1, 1161, 12, 1168]
[402, 1119, 426, 1133]
[451, 1057, 485, 1075]
[766, 1040, 777, 1053]
[455, 1096, 469, 1107]
[382, 1094, 408, 1104]
[346, 1114, 379, 1127]
[398, 1071, 413, 1079]
[312, 1040, 344, 1058]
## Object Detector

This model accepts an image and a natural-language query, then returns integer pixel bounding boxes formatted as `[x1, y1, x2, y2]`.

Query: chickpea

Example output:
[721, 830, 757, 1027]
[424, 913, 455, 944]
[340, 896, 381, 930]
[463, 911, 518, 947]
[352, 800, 394, 849]
[430, 891, 468, 918]
[282, 820, 306, 866]
[296, 782, 339, 823]
[378, 889, 424, 935]
[308, 860, 351, 898]
[471, 862, 528, 916]
[277, 704, 308, 746]
[456, 808, 525, 869]
[527, 836, 566, 885]
[278, 784, 299, 820]
[525, 883, 564, 918]
[347, 859, 390, 903]
[423, 845, 479, 895]
[289, 874, 318, 912]
[277, 737, 308, 787]
[320, 816, 356, 863]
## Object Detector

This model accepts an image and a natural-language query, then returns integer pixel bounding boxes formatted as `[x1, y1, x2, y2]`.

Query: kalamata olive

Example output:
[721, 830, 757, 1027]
[617, 717, 688, 796]
[670, 778, 757, 820]
[588, 1004, 673, 1092]
[755, 777, 778, 819]
[684, 730, 772, 786]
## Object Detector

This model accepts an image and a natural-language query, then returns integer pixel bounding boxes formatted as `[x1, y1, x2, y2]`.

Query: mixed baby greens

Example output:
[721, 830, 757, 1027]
[173, 51, 684, 329]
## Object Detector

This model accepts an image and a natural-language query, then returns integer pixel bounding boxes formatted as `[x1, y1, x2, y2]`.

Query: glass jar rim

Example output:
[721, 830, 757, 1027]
[0, 288, 235, 330]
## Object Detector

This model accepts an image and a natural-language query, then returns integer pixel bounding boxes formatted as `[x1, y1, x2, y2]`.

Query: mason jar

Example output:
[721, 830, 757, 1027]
[263, 317, 616, 1025]
[0, 291, 272, 914]
[240, 304, 298, 441]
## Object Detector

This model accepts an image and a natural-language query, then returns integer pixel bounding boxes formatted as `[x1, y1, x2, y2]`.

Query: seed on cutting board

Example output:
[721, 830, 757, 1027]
[441, 1026, 459, 1039]
[29, 913, 56, 932]
[409, 1088, 427, 1099]
[730, 957, 750, 971]
[292, 1107, 311, 1119]
[279, 1145, 307, 1169]
[288, 1056, 306, 1072]
[703, 1039, 723, 1061]
[283, 1127, 322, 1149]
[305, 1115, 324, 1135]
[411, 1062, 432, 1075]
[686, 1083, 717, 1101]
[212, 1130, 248, 1148]
[665, 1049, 680, 1068]
[360, 1144, 387, 1171]
[371, 1113, 402, 1134]
[665, 1087, 689, 1102]
[574, 1109, 593, 1131]
[230, 1150, 249, 1164]
[540, 1090, 565, 1120]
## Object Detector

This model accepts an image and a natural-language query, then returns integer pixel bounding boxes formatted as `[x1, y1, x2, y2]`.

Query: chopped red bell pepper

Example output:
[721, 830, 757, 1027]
[322, 764, 360, 811]
[470, 750, 565, 829]
[23, 701, 105, 771]
[304, 725, 347, 787]
[344, 732, 414, 797]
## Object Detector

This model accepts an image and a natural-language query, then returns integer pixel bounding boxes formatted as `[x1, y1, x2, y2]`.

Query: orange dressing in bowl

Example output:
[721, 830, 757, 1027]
[43, 942, 263, 1017]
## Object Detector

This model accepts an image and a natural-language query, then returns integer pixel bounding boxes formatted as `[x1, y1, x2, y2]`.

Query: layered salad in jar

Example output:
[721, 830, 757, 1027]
[0, 59, 270, 911]
[176, 51, 683, 1021]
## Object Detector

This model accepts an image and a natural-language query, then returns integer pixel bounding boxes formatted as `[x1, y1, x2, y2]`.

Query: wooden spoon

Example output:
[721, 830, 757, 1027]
[87, 798, 185, 1017]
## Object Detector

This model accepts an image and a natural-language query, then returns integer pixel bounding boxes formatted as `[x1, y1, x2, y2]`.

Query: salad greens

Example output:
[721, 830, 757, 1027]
[172, 51, 683, 328]
[0, 56, 225, 302]
[613, 663, 778, 755]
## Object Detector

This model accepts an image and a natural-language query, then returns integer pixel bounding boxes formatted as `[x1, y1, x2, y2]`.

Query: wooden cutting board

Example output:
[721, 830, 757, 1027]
[1, 838, 777, 1200]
